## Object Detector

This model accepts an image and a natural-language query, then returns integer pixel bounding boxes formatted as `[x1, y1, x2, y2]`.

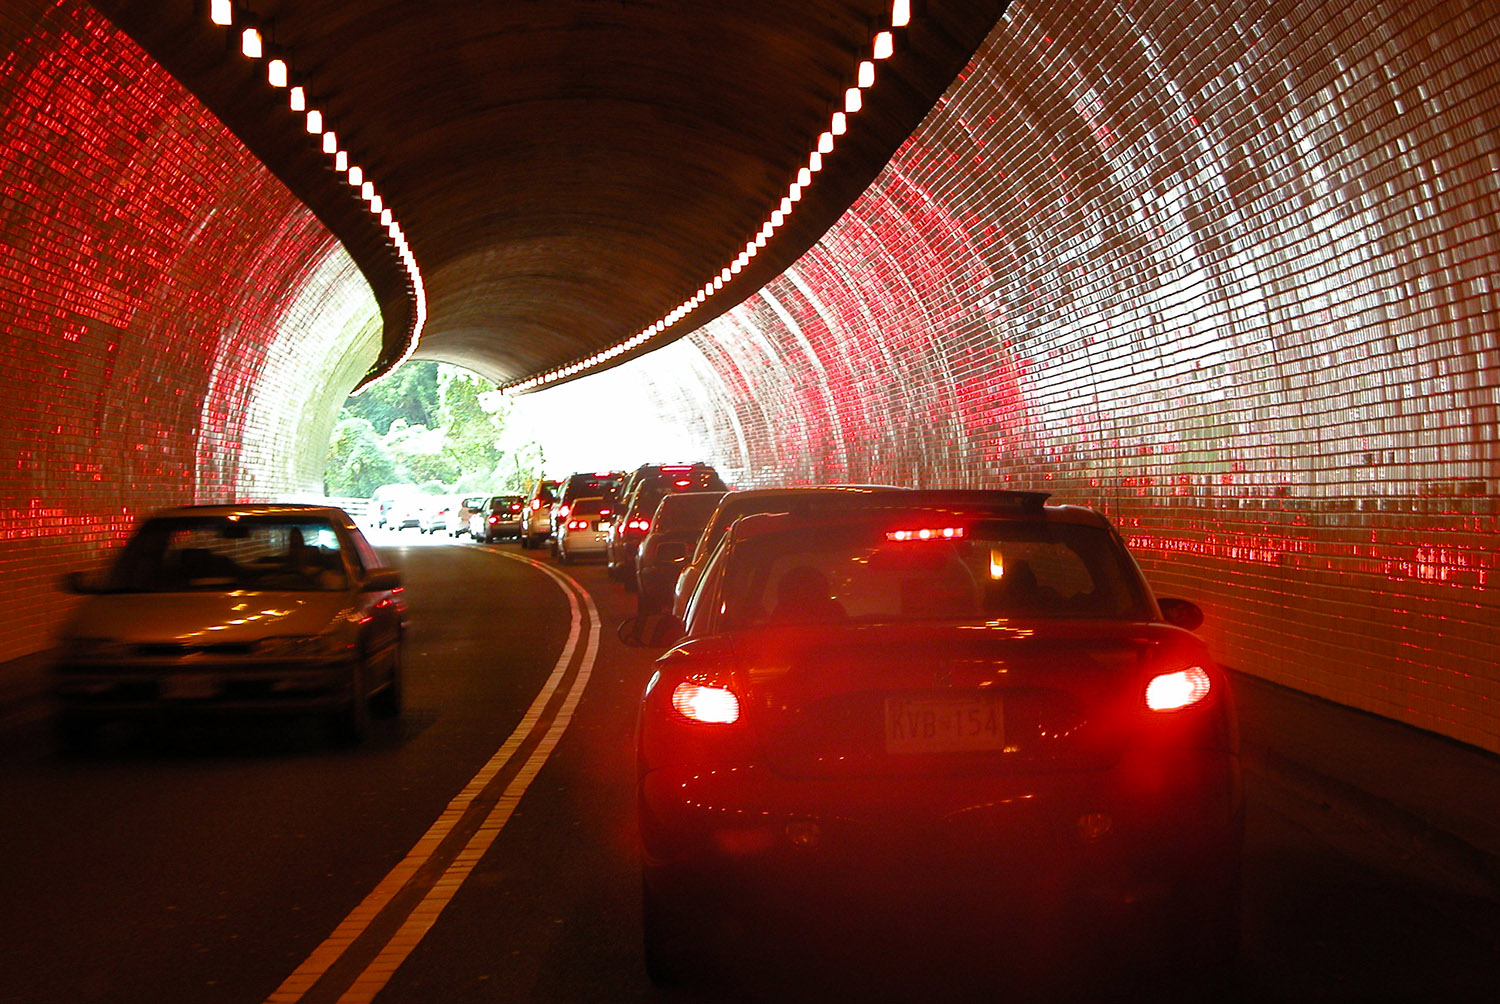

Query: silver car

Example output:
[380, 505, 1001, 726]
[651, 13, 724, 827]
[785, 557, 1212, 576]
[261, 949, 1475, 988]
[50, 503, 407, 748]
[555, 496, 615, 564]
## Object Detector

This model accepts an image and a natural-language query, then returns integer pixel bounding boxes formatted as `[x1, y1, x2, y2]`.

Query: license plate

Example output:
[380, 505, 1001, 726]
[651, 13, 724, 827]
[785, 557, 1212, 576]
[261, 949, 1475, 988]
[161, 674, 219, 699]
[885, 695, 1003, 753]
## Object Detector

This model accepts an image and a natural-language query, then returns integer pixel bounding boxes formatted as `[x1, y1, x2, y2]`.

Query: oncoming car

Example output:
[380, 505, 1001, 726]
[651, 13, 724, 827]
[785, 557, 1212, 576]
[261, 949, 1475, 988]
[622, 490, 1241, 993]
[50, 504, 406, 748]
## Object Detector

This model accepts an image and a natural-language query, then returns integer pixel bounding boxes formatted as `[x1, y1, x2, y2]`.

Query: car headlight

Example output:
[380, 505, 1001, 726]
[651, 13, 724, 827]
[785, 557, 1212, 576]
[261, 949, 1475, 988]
[255, 632, 354, 658]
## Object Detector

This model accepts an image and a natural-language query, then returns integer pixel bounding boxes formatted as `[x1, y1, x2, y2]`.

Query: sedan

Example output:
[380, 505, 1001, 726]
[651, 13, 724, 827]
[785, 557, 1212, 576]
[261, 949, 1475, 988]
[634, 490, 725, 614]
[622, 490, 1241, 994]
[50, 503, 406, 748]
[471, 494, 525, 542]
[555, 496, 615, 564]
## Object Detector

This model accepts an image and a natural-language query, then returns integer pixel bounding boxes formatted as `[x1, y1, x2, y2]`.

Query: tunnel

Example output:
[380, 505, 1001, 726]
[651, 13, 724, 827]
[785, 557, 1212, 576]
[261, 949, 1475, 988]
[0, 0, 1496, 766]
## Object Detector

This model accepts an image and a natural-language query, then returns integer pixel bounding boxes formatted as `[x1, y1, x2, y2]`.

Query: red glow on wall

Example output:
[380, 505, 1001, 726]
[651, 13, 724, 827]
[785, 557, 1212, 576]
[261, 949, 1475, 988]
[0, 0, 345, 656]
[603, 0, 1500, 753]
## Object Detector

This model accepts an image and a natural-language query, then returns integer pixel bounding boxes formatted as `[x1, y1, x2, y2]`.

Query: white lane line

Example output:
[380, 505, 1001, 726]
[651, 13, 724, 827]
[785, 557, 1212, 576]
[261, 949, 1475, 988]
[337, 557, 601, 1002]
[263, 553, 595, 1004]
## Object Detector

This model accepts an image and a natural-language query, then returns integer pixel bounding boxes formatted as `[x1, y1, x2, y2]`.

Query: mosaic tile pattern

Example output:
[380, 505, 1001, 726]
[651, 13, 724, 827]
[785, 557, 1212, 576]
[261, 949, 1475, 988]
[0, 1, 376, 660]
[536, 0, 1499, 751]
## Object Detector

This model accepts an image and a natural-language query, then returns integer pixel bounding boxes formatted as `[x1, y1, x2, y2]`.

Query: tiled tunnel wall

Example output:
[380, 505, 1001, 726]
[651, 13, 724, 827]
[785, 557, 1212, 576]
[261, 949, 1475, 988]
[529, 0, 1500, 752]
[0, 0, 381, 666]
[0, 0, 1495, 753]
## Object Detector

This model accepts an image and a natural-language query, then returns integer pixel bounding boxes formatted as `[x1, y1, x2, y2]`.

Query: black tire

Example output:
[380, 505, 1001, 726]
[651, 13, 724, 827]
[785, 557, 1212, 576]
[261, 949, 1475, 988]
[370, 641, 404, 718]
[328, 660, 371, 746]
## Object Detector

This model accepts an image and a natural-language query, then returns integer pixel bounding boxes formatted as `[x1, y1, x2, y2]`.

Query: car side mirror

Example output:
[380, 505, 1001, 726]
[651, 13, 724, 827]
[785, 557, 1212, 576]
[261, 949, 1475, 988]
[363, 567, 403, 591]
[618, 613, 686, 648]
[1158, 597, 1204, 631]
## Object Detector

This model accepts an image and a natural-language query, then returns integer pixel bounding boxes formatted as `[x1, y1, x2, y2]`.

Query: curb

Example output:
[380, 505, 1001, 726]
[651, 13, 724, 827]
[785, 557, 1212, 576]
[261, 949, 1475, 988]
[1243, 738, 1500, 902]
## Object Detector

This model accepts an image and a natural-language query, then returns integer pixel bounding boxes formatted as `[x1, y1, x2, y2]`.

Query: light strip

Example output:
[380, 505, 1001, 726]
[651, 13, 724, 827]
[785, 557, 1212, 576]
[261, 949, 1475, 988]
[205, 2, 428, 380]
[503, 0, 912, 393]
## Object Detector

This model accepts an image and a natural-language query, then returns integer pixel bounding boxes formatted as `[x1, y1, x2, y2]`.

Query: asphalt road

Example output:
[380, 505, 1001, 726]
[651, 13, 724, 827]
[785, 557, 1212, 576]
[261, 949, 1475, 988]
[0, 530, 1495, 1004]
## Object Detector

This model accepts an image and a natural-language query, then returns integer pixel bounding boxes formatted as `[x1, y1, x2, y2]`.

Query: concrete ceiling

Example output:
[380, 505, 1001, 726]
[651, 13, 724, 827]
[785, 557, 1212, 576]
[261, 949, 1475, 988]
[88, 1, 1008, 390]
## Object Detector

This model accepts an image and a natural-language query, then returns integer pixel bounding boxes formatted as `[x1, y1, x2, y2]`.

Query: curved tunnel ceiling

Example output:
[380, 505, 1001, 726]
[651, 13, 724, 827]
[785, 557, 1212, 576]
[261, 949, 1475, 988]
[87, 0, 1009, 389]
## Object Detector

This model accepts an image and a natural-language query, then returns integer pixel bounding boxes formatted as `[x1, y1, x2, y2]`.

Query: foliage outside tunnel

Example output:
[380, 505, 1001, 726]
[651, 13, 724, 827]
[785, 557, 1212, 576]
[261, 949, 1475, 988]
[324, 362, 544, 499]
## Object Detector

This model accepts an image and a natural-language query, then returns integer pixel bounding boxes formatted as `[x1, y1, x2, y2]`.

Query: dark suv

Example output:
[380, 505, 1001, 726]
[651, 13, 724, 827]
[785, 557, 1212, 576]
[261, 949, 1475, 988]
[606, 463, 728, 586]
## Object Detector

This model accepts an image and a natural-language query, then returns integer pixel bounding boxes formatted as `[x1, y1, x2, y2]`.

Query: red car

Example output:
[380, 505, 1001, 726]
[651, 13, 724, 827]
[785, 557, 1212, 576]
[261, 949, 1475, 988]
[624, 490, 1241, 993]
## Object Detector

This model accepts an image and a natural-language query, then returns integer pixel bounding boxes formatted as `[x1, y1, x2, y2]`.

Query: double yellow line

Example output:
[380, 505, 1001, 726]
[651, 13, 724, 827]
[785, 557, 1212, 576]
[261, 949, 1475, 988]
[264, 552, 600, 1004]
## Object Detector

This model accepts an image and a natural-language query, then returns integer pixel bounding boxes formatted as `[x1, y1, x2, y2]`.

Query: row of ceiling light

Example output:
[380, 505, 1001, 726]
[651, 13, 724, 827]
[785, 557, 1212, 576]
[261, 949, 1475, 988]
[504, 0, 914, 393]
[205, 0, 428, 373]
[204, 0, 910, 393]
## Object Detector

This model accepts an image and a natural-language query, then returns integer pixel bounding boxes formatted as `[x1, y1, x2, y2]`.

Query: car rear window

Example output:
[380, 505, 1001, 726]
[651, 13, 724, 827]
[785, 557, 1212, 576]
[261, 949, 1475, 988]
[651, 492, 725, 531]
[718, 520, 1150, 628]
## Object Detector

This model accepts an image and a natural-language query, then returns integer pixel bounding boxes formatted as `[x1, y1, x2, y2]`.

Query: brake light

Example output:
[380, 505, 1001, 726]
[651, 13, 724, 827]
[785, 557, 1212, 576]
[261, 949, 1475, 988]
[510, 503, 522, 512]
[671, 682, 741, 724]
[558, 504, 571, 518]
[662, 465, 693, 472]
[530, 499, 542, 510]
[628, 518, 650, 532]
[600, 507, 612, 516]
[886, 527, 966, 541]
[1145, 667, 1212, 711]
[488, 515, 499, 525]
[673, 479, 692, 488]
[568, 519, 589, 530]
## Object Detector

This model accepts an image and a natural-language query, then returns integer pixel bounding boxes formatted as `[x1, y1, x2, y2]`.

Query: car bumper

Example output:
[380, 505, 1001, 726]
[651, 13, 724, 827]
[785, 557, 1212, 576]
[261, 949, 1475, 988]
[640, 751, 1241, 920]
[561, 533, 608, 555]
[51, 658, 358, 717]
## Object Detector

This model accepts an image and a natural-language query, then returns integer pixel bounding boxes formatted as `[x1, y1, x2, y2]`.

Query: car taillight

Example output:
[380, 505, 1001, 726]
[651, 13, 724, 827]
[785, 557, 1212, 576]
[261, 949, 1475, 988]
[488, 515, 499, 524]
[510, 503, 522, 512]
[886, 526, 965, 541]
[530, 499, 542, 510]
[672, 479, 691, 488]
[599, 507, 612, 516]
[1145, 667, 1212, 711]
[671, 682, 741, 724]
[568, 519, 588, 530]
[629, 518, 650, 532]
[558, 504, 571, 518]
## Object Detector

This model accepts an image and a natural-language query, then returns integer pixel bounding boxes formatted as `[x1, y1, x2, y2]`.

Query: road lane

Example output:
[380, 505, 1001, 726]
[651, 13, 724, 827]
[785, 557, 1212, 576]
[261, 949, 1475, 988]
[0, 537, 578, 1004]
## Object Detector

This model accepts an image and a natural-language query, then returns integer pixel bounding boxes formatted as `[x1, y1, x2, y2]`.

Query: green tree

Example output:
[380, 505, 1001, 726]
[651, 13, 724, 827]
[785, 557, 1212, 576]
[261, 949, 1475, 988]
[325, 417, 399, 496]
[439, 369, 503, 478]
[324, 361, 529, 497]
[383, 419, 456, 485]
[342, 361, 442, 435]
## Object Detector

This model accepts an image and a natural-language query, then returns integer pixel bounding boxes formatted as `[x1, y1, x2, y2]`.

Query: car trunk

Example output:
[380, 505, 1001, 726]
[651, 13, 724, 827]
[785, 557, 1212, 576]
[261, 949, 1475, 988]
[737, 622, 1156, 779]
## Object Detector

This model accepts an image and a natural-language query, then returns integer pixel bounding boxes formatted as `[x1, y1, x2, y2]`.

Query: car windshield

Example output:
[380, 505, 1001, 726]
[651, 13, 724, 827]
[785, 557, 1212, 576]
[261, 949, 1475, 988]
[719, 519, 1152, 629]
[105, 517, 349, 593]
